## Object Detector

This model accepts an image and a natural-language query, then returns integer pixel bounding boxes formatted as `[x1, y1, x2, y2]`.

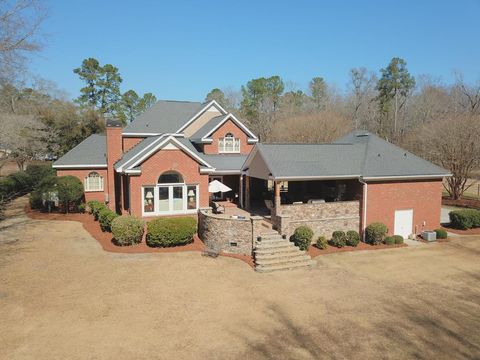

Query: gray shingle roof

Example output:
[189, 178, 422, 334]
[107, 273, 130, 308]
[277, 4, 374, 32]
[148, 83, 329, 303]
[53, 134, 106, 167]
[190, 115, 228, 142]
[114, 135, 163, 170]
[249, 132, 449, 180]
[122, 100, 204, 134]
[202, 154, 248, 172]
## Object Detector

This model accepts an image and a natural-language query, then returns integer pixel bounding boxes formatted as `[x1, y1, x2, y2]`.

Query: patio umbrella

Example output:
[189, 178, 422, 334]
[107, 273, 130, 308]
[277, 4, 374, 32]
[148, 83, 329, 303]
[208, 180, 232, 193]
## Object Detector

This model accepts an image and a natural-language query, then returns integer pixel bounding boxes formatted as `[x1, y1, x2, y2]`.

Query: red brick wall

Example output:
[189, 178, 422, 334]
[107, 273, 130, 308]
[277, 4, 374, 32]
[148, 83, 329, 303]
[106, 126, 123, 211]
[203, 119, 254, 155]
[57, 169, 108, 203]
[123, 137, 144, 152]
[365, 179, 443, 235]
[129, 149, 209, 217]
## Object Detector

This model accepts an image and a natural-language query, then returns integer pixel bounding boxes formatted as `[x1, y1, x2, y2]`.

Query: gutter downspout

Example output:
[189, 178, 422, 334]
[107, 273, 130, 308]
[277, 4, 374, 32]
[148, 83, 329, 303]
[358, 177, 367, 242]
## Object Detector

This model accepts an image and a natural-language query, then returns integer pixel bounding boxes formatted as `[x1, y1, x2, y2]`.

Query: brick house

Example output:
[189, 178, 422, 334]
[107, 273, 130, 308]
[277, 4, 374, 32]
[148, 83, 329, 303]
[53, 99, 449, 239]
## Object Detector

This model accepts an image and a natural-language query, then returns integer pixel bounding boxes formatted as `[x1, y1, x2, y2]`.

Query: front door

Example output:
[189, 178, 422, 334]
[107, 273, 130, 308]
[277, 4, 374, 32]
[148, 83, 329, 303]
[394, 209, 413, 239]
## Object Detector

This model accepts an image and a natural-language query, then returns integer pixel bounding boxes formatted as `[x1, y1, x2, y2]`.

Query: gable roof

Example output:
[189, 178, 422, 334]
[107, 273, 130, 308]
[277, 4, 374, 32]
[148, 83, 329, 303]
[52, 134, 107, 169]
[122, 100, 204, 135]
[201, 154, 248, 174]
[243, 132, 450, 180]
[115, 135, 214, 173]
[122, 99, 228, 136]
[189, 113, 258, 143]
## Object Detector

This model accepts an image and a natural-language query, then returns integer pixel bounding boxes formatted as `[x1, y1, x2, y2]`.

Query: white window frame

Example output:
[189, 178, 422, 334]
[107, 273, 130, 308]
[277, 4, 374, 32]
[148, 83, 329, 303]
[142, 184, 199, 217]
[84, 172, 104, 192]
[218, 133, 240, 153]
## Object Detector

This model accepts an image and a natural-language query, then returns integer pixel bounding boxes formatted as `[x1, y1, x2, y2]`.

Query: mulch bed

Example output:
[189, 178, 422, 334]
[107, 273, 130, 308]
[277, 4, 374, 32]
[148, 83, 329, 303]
[307, 241, 407, 258]
[25, 206, 254, 267]
[440, 225, 480, 236]
[442, 197, 480, 209]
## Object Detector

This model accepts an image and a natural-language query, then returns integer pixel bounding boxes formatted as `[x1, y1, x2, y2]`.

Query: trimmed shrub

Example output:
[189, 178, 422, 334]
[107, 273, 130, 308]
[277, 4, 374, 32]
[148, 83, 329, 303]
[290, 226, 314, 250]
[434, 228, 448, 239]
[330, 230, 347, 248]
[111, 216, 144, 246]
[146, 217, 197, 247]
[78, 203, 86, 213]
[56, 176, 84, 213]
[87, 200, 102, 214]
[29, 175, 58, 211]
[87, 200, 107, 220]
[316, 236, 328, 250]
[449, 209, 480, 230]
[98, 208, 119, 232]
[384, 236, 395, 245]
[25, 164, 55, 188]
[346, 230, 360, 247]
[365, 222, 388, 245]
[393, 235, 404, 244]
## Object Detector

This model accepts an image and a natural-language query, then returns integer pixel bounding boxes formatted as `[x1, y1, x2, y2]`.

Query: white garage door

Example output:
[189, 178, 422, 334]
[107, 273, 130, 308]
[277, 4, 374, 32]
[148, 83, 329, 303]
[394, 209, 413, 239]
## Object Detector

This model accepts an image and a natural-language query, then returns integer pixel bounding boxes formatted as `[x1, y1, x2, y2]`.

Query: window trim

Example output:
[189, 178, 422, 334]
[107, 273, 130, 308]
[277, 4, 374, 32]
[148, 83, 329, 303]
[218, 133, 241, 153]
[84, 172, 104, 192]
[142, 184, 199, 217]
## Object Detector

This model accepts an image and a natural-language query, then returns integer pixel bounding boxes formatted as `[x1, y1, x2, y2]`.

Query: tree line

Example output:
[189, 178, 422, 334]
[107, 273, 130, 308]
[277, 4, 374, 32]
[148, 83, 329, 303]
[205, 59, 480, 199]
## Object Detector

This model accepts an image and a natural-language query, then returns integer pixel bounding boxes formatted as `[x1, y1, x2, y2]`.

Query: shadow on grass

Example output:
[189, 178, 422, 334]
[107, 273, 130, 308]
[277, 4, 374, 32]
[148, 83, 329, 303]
[230, 271, 480, 359]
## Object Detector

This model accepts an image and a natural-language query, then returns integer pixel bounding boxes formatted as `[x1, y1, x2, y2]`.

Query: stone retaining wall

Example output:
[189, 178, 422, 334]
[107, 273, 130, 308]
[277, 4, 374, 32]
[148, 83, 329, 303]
[273, 201, 360, 239]
[198, 209, 264, 255]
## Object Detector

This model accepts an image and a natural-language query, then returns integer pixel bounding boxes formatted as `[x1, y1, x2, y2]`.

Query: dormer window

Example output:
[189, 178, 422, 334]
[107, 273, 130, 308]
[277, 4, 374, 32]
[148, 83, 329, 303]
[219, 133, 240, 153]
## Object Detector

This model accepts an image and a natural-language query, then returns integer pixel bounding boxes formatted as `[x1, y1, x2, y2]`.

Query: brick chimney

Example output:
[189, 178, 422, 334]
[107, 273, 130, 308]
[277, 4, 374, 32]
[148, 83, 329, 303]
[106, 119, 123, 211]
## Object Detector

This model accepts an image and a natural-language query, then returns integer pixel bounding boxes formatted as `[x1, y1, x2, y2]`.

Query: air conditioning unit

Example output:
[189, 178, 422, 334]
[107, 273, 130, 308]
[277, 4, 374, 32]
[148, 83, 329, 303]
[422, 231, 437, 242]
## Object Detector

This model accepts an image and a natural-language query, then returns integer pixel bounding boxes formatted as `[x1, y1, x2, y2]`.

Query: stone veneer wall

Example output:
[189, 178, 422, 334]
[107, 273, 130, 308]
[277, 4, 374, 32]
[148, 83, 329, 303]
[198, 209, 263, 255]
[273, 201, 360, 239]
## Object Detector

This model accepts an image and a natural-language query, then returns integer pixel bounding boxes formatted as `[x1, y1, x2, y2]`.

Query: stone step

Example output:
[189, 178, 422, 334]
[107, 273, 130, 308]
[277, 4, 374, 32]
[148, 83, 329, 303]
[255, 238, 287, 245]
[255, 260, 316, 273]
[258, 232, 282, 239]
[254, 241, 295, 250]
[255, 250, 309, 261]
[255, 254, 311, 266]
[254, 246, 300, 256]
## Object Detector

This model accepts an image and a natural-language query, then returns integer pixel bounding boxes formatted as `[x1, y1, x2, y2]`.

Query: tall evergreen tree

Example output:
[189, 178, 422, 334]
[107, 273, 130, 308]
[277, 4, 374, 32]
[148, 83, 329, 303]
[309, 77, 328, 110]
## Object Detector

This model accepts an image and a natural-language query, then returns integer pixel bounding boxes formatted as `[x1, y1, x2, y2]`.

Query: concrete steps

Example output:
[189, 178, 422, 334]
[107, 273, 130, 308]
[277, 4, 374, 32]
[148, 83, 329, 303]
[254, 233, 315, 273]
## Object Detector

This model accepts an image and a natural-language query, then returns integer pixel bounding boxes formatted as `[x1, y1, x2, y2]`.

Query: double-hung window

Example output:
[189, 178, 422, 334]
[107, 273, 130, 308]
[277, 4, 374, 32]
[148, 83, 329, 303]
[219, 133, 240, 153]
[84, 172, 104, 192]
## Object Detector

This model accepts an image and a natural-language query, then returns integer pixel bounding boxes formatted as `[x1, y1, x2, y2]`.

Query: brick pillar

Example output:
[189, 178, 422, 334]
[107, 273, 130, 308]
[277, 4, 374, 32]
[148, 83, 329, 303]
[245, 175, 251, 210]
[106, 119, 123, 212]
[274, 181, 281, 215]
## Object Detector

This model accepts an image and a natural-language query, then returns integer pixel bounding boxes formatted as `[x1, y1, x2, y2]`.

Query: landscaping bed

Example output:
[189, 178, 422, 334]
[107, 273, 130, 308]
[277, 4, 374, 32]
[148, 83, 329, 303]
[442, 197, 480, 210]
[25, 204, 254, 266]
[308, 241, 406, 258]
[441, 226, 480, 235]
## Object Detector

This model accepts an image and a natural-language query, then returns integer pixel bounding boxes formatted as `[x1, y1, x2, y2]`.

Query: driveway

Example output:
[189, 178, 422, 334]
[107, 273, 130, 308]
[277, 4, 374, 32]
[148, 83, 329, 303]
[1, 197, 479, 359]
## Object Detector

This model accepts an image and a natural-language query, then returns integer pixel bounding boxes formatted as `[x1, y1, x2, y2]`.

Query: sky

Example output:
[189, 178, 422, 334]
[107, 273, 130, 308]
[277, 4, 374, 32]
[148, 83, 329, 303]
[29, 0, 480, 101]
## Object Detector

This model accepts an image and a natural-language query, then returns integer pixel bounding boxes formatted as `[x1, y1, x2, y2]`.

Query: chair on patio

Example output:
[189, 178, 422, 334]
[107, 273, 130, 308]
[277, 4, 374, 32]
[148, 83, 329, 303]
[212, 201, 225, 214]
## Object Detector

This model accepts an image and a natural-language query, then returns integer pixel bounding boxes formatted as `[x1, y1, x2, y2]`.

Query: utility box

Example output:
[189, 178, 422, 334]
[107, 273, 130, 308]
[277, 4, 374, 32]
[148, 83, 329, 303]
[422, 231, 437, 242]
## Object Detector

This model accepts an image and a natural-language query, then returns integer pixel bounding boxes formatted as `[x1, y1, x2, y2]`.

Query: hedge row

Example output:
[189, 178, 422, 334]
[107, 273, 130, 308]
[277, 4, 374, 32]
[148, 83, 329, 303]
[2, 164, 55, 201]
[449, 209, 480, 230]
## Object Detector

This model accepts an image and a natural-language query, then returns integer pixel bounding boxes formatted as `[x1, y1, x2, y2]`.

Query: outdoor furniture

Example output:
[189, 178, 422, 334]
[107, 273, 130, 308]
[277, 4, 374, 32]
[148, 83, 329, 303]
[212, 201, 225, 214]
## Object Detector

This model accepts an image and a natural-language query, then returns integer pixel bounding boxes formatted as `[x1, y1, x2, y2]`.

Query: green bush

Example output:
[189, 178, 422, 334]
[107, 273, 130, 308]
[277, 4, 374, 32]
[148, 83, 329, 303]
[316, 236, 328, 250]
[365, 222, 388, 245]
[290, 226, 314, 250]
[29, 175, 58, 211]
[56, 176, 84, 213]
[330, 230, 347, 248]
[434, 228, 448, 239]
[98, 208, 118, 232]
[346, 230, 360, 247]
[25, 164, 55, 188]
[146, 217, 197, 247]
[111, 216, 144, 246]
[78, 203, 86, 213]
[449, 209, 480, 230]
[87, 200, 106, 219]
[393, 235, 404, 244]
[384, 236, 395, 245]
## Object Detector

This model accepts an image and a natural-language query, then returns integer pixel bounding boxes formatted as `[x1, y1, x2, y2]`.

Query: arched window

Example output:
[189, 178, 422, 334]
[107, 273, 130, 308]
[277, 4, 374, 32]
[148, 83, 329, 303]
[158, 171, 183, 184]
[219, 132, 240, 153]
[84, 172, 103, 191]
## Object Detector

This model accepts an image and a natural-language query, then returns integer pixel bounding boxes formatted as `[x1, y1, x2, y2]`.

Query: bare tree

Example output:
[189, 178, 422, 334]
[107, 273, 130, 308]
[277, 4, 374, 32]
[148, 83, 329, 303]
[415, 114, 480, 199]
[0, 0, 46, 81]
[347, 67, 377, 129]
[453, 72, 480, 114]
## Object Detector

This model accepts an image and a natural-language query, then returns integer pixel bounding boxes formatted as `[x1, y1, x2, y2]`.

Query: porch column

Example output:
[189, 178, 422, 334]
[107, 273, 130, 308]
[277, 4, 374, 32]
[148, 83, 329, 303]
[245, 175, 251, 210]
[239, 175, 244, 208]
[274, 181, 281, 212]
